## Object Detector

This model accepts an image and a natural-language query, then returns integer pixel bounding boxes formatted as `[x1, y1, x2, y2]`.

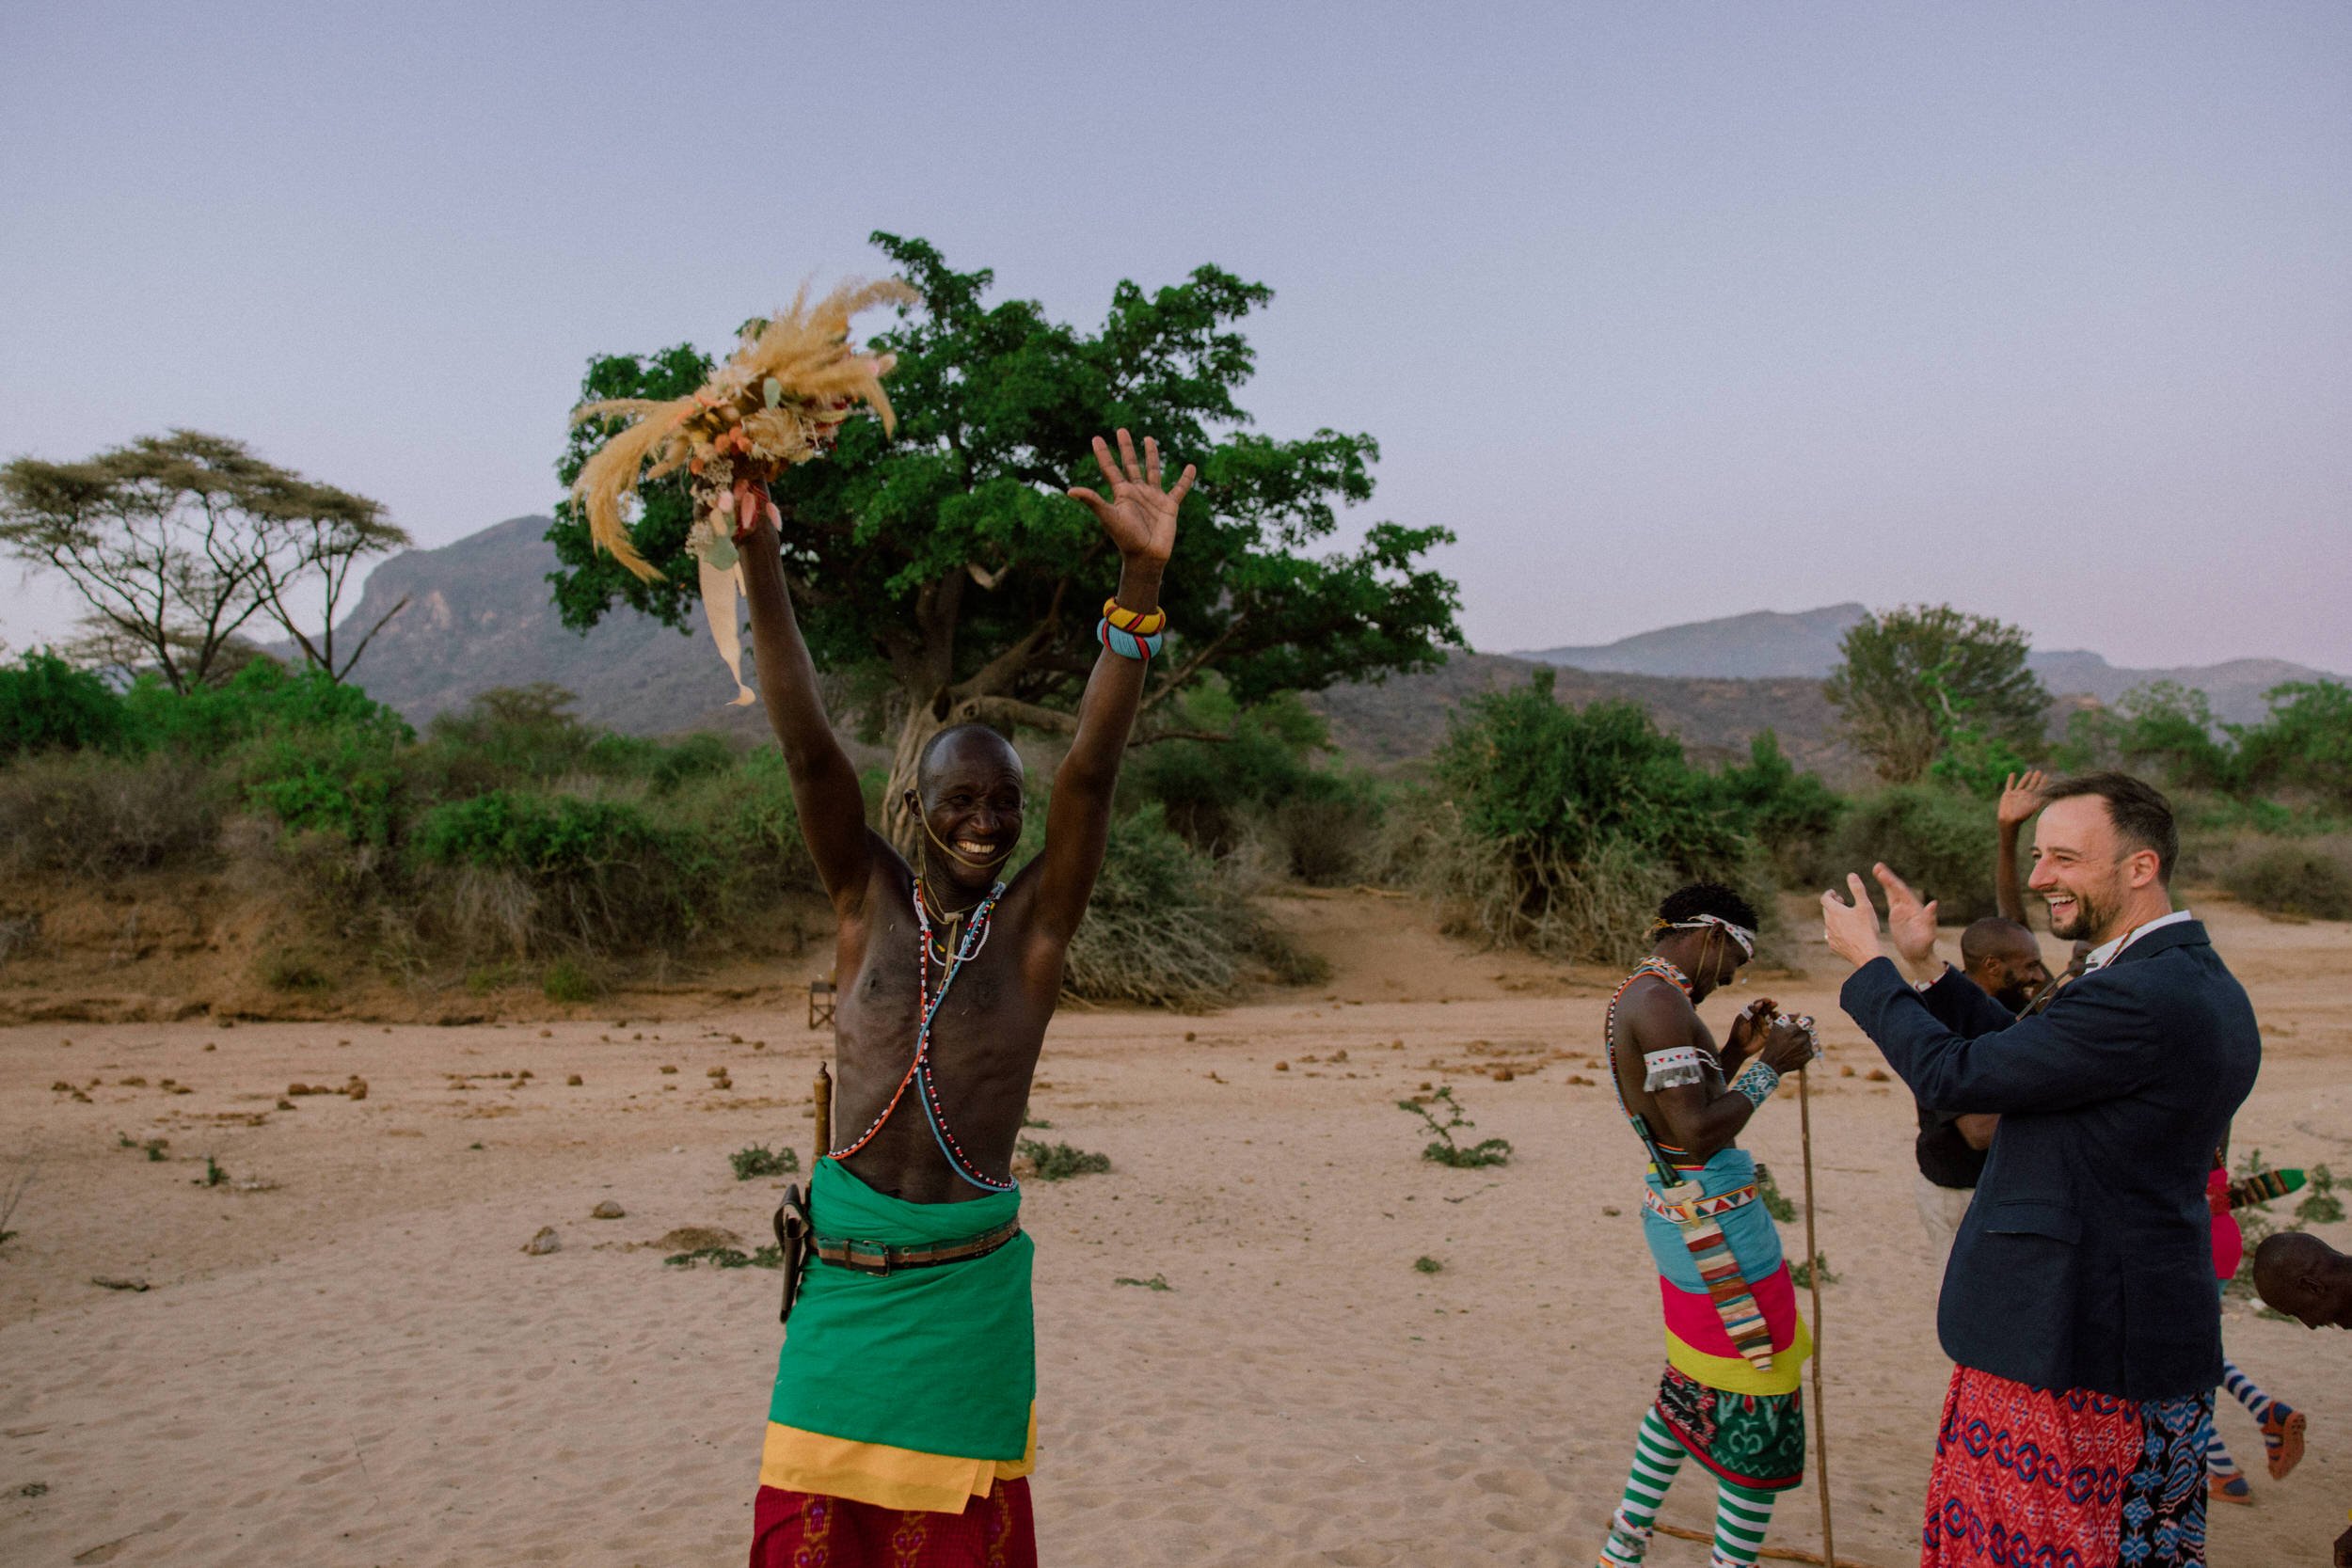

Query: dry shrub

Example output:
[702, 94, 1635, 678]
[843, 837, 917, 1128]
[1060, 803, 1325, 1008]
[0, 752, 221, 877]
[1401, 798, 1682, 965]
[2222, 837, 2352, 922]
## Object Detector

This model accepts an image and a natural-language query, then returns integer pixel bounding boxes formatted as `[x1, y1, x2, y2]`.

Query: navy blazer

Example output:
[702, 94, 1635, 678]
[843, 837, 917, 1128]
[1839, 920, 2259, 1401]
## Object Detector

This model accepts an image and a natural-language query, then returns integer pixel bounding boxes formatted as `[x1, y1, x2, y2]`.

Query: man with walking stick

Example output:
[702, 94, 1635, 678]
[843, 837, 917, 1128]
[1822, 772, 2259, 1567]
[1594, 884, 1822, 1568]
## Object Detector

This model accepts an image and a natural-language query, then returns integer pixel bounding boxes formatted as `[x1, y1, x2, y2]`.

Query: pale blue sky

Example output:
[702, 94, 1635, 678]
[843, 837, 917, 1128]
[3, 1, 2346, 671]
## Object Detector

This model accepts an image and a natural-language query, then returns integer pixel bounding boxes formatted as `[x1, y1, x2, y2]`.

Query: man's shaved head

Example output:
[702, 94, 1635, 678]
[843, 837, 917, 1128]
[1960, 918, 2038, 967]
[2253, 1230, 2352, 1329]
[916, 722, 1023, 797]
[1958, 916, 2050, 1014]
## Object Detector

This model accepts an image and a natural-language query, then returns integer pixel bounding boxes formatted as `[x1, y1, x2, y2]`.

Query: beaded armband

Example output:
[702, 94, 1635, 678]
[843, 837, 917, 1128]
[1730, 1057, 1780, 1109]
[1642, 1047, 1708, 1091]
[1103, 596, 1168, 638]
[1097, 617, 1166, 661]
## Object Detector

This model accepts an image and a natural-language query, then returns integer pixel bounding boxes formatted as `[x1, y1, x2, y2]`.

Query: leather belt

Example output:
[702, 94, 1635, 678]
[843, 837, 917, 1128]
[816, 1218, 1023, 1276]
[1643, 1181, 1757, 1223]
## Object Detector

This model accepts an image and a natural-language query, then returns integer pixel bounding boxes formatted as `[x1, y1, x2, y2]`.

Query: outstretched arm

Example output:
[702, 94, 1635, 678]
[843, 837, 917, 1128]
[738, 499, 874, 911]
[1028, 432, 1193, 949]
[1994, 769, 2045, 925]
[1825, 866, 2155, 1112]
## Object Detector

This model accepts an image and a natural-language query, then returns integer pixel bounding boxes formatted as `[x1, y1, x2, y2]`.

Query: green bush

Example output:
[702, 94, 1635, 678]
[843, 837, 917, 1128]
[1130, 691, 1379, 883]
[409, 788, 704, 953]
[240, 727, 406, 844]
[2223, 840, 2352, 921]
[2237, 682, 2352, 810]
[1710, 733, 1845, 883]
[120, 661, 410, 755]
[412, 789, 669, 875]
[0, 649, 125, 758]
[660, 748, 819, 906]
[1412, 671, 1763, 960]
[1816, 785, 1997, 921]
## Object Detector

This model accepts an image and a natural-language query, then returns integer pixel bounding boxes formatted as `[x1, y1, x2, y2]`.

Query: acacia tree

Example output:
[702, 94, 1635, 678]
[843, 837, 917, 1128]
[550, 232, 1463, 846]
[0, 431, 410, 690]
[1824, 603, 2047, 784]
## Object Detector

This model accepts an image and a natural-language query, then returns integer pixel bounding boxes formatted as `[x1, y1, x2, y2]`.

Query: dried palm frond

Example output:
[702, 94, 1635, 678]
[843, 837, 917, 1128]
[570, 277, 916, 581]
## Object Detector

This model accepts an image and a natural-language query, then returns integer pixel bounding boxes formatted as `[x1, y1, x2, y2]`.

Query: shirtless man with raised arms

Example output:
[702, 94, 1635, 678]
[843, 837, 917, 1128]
[736, 429, 1191, 1567]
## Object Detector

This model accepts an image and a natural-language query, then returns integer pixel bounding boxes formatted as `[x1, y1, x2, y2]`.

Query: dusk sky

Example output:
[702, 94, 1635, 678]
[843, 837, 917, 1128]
[4, 2, 2346, 672]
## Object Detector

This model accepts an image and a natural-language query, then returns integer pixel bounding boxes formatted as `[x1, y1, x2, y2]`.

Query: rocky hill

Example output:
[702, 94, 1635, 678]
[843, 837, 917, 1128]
[325, 517, 2332, 780]
[1519, 603, 2334, 726]
[323, 515, 772, 744]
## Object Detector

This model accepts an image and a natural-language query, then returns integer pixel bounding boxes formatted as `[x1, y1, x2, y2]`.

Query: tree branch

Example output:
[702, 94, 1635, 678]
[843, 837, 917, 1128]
[332, 594, 411, 681]
[1138, 613, 1245, 716]
[945, 694, 1079, 736]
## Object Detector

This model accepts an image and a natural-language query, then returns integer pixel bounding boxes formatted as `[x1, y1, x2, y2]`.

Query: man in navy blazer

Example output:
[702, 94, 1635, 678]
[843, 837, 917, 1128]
[1821, 771, 2258, 1568]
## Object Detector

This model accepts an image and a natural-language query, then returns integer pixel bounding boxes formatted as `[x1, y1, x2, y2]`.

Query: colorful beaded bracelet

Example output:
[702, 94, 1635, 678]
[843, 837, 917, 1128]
[1097, 618, 1165, 660]
[1730, 1058, 1780, 1109]
[1102, 597, 1168, 638]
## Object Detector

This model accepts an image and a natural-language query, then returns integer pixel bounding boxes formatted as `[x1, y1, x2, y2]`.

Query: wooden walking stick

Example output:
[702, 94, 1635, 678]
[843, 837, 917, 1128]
[812, 1062, 833, 1162]
[1798, 1060, 1836, 1568]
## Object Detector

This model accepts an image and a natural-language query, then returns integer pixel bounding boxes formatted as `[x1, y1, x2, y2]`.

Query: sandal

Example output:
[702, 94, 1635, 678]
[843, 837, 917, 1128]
[2209, 1473, 2253, 1505]
[2261, 1402, 2305, 1481]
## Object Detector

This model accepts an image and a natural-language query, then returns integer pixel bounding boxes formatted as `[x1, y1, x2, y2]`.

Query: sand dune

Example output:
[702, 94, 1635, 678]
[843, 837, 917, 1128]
[2, 895, 2344, 1564]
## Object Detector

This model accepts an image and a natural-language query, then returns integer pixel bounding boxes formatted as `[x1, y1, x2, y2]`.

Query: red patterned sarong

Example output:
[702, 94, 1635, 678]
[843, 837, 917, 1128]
[749, 1480, 1036, 1568]
[1922, 1366, 2209, 1567]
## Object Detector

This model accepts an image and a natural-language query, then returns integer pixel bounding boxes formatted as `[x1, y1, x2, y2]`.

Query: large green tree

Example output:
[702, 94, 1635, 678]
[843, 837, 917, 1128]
[1824, 604, 2047, 784]
[549, 232, 1462, 844]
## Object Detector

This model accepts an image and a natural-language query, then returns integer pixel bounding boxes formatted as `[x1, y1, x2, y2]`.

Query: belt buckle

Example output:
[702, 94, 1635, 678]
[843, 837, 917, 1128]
[865, 1241, 898, 1275]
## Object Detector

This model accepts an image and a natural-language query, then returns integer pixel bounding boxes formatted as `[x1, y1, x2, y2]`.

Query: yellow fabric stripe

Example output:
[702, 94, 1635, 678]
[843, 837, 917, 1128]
[758, 1404, 1038, 1515]
[1664, 1316, 1812, 1398]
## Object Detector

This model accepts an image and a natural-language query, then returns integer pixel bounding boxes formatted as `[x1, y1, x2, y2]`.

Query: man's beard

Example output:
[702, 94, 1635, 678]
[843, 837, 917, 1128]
[1994, 981, 2039, 1012]
[2047, 884, 2114, 942]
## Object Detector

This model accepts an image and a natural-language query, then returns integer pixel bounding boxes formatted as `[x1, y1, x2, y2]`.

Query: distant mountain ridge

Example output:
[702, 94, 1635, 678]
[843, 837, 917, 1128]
[323, 514, 775, 744]
[1520, 603, 1869, 679]
[1519, 604, 2335, 727]
[326, 519, 2333, 775]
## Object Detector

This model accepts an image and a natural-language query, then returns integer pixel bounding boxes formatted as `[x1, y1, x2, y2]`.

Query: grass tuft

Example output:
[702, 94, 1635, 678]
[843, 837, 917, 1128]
[729, 1144, 801, 1181]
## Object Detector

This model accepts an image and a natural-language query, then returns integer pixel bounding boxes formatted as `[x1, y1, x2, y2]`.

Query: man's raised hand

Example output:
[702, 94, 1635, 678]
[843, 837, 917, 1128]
[1996, 770, 2049, 831]
[1067, 430, 1193, 565]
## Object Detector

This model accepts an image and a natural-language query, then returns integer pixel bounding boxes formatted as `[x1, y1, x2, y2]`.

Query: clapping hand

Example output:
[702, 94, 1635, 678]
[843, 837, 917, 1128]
[1820, 874, 1886, 969]
[1067, 430, 1193, 566]
[1872, 863, 1943, 972]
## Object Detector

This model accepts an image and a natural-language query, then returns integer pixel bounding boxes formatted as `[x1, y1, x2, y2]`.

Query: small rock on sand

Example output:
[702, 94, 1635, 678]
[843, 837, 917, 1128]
[591, 1200, 626, 1219]
[522, 1227, 561, 1256]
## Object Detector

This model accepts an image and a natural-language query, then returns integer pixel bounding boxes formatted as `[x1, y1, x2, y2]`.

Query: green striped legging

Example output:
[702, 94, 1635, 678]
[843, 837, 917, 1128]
[1597, 1406, 1778, 1568]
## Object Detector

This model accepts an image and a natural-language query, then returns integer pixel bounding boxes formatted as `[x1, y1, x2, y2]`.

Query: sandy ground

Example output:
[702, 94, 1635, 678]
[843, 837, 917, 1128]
[1, 892, 2347, 1566]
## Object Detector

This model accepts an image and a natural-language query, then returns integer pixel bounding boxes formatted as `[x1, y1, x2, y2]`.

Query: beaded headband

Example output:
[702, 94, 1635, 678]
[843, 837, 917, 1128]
[1654, 913, 1756, 959]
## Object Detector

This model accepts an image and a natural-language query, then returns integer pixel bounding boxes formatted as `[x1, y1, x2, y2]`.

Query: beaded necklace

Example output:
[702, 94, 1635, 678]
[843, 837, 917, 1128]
[824, 879, 1013, 1192]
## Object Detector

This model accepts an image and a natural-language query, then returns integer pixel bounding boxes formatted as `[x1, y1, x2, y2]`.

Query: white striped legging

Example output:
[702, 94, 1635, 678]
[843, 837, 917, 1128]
[1597, 1406, 1779, 1568]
